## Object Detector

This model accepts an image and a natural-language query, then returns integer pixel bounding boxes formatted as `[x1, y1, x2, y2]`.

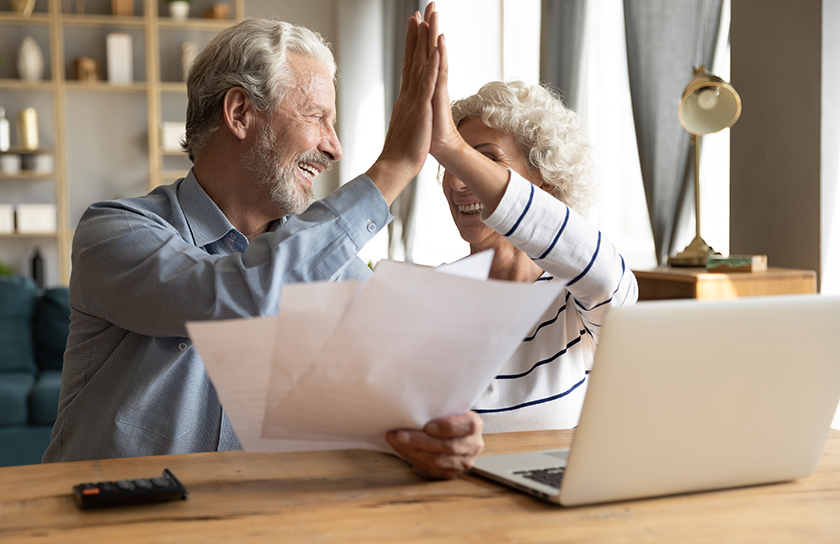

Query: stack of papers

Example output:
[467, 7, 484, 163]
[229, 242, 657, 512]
[187, 252, 564, 453]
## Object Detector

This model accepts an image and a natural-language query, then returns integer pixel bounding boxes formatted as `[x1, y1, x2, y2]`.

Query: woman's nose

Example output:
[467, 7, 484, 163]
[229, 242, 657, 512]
[444, 170, 468, 192]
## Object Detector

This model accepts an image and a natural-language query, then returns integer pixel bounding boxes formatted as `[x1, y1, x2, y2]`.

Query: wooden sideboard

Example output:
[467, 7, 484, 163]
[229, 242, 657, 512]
[633, 267, 817, 301]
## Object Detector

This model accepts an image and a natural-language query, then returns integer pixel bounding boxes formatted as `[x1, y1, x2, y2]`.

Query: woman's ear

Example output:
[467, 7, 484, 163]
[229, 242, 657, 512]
[222, 87, 256, 140]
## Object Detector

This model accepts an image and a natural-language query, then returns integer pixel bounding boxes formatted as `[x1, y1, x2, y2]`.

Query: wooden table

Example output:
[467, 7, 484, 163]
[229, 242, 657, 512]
[2, 429, 839, 543]
[633, 266, 817, 301]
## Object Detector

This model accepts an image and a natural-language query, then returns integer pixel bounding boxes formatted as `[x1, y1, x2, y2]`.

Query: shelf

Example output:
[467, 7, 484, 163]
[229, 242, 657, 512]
[0, 12, 51, 24]
[0, 79, 54, 90]
[159, 82, 187, 92]
[59, 14, 146, 28]
[0, 147, 55, 155]
[161, 170, 189, 182]
[0, 232, 59, 239]
[0, 172, 56, 180]
[0, 0, 246, 284]
[157, 18, 237, 31]
[64, 81, 148, 92]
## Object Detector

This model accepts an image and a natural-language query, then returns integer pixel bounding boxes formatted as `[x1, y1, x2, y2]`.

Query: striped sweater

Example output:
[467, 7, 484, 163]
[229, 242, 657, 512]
[472, 170, 638, 432]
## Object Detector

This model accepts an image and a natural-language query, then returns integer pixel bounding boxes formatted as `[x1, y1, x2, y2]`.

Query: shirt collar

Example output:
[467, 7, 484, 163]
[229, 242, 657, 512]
[178, 169, 241, 248]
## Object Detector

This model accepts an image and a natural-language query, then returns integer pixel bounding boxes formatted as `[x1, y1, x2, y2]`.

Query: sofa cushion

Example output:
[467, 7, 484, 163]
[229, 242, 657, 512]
[0, 373, 36, 426]
[29, 370, 62, 425]
[34, 288, 70, 371]
[0, 276, 39, 374]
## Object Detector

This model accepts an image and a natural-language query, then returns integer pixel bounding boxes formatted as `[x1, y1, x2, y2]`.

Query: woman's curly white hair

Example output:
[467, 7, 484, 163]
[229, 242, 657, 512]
[450, 80, 596, 216]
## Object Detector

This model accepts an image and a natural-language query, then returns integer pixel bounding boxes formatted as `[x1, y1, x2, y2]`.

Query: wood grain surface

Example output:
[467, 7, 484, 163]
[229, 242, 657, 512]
[2, 429, 839, 543]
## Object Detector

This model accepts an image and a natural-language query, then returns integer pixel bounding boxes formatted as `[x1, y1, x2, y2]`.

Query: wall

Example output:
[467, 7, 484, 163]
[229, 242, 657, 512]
[730, 0, 822, 280]
[822, 0, 840, 295]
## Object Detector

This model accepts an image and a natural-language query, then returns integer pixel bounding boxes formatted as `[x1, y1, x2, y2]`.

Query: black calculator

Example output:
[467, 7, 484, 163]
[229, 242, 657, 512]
[72, 468, 190, 509]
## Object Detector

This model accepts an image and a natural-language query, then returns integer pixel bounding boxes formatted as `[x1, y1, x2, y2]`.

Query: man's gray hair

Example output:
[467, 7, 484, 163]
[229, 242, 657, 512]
[450, 81, 596, 216]
[183, 18, 336, 162]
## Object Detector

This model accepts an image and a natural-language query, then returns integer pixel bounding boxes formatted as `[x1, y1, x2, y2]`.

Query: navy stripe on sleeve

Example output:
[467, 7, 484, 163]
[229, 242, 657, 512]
[503, 184, 534, 237]
[575, 258, 626, 312]
[523, 291, 571, 342]
[474, 375, 588, 414]
[537, 206, 570, 260]
[496, 332, 584, 380]
[566, 232, 601, 286]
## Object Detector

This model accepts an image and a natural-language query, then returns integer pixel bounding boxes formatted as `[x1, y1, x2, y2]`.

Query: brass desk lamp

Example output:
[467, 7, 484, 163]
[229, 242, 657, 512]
[669, 66, 742, 267]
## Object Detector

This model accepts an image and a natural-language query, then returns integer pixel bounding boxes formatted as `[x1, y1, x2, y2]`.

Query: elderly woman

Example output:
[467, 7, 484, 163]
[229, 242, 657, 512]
[430, 73, 638, 432]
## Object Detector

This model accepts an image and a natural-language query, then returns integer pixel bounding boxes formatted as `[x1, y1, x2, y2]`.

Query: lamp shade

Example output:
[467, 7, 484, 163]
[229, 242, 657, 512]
[678, 67, 741, 136]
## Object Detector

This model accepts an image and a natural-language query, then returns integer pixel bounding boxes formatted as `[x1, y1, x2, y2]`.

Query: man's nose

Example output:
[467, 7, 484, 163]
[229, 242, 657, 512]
[320, 125, 342, 161]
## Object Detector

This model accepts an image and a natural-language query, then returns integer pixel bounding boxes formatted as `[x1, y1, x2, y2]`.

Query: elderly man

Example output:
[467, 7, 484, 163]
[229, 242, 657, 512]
[44, 6, 482, 479]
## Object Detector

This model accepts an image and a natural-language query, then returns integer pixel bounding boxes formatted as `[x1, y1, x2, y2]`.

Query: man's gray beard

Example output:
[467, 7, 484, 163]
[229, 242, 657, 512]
[245, 125, 320, 216]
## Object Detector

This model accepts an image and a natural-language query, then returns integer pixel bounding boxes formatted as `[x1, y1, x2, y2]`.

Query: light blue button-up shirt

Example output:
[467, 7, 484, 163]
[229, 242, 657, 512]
[43, 171, 388, 462]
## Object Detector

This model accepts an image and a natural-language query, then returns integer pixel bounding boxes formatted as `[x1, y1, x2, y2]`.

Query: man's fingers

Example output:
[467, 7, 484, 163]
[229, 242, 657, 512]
[400, 12, 420, 85]
[411, 21, 430, 79]
[387, 428, 483, 457]
[425, 411, 484, 438]
[427, 8, 439, 57]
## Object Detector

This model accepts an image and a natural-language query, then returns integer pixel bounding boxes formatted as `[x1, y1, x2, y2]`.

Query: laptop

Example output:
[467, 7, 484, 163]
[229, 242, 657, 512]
[471, 294, 840, 506]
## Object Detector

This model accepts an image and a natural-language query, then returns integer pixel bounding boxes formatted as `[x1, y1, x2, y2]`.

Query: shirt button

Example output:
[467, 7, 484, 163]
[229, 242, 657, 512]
[228, 232, 237, 240]
[179, 343, 188, 351]
[366, 220, 376, 232]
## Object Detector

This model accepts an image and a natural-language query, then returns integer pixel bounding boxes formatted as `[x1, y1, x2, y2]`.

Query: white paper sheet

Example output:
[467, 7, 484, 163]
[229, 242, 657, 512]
[188, 253, 564, 453]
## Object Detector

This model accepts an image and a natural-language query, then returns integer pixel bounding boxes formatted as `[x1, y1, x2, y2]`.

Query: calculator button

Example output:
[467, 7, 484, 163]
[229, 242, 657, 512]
[133, 479, 153, 489]
[150, 477, 169, 487]
[116, 480, 135, 490]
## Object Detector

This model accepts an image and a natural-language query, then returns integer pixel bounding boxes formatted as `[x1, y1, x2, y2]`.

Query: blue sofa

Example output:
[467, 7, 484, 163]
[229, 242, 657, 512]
[0, 275, 70, 467]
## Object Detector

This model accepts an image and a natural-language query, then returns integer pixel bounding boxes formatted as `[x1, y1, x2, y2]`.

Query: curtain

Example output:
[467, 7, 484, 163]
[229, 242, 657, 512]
[539, 0, 588, 112]
[624, 0, 723, 265]
[384, 0, 421, 261]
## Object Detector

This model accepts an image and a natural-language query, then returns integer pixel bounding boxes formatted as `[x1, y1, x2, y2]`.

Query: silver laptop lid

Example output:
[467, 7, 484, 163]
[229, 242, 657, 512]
[559, 294, 840, 506]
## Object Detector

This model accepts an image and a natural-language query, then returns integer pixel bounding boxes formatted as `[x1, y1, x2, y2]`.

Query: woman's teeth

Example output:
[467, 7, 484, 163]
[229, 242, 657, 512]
[458, 203, 483, 214]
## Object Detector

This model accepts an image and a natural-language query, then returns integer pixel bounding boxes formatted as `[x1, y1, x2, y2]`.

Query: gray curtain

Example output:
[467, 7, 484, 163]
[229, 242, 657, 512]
[384, 0, 421, 261]
[540, 0, 588, 112]
[624, 0, 723, 265]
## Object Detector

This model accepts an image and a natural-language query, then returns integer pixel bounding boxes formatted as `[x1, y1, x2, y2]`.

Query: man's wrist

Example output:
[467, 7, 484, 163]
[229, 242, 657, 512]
[365, 157, 419, 206]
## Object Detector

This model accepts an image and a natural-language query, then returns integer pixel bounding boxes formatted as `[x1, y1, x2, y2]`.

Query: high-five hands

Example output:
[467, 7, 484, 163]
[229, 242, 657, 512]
[366, 2, 441, 205]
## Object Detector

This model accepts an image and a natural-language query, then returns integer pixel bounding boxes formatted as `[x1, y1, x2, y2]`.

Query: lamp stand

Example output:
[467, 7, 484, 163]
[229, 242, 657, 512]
[668, 135, 721, 267]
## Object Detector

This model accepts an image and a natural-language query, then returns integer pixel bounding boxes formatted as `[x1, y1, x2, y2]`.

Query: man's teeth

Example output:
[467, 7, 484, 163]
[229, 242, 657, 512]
[298, 163, 319, 178]
[458, 203, 483, 214]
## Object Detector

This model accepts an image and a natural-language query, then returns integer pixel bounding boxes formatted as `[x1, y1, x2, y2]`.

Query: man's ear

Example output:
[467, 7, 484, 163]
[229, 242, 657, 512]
[222, 87, 257, 140]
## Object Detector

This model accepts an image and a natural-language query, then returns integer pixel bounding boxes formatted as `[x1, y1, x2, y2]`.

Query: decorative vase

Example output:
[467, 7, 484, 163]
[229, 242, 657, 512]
[11, 0, 36, 17]
[18, 107, 39, 150]
[17, 36, 45, 82]
[168, 1, 190, 20]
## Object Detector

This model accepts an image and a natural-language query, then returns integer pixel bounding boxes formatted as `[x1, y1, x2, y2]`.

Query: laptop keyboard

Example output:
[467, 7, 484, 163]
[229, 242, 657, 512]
[514, 467, 565, 489]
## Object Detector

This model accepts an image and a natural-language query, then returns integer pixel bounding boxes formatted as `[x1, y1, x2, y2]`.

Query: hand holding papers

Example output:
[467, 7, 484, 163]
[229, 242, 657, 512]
[187, 252, 563, 453]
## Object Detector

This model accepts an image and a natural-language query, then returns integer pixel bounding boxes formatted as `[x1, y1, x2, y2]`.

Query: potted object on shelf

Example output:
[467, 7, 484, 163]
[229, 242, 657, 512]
[106, 33, 134, 85]
[73, 57, 101, 82]
[11, 0, 36, 17]
[112, 0, 134, 16]
[204, 3, 229, 19]
[17, 108, 39, 150]
[17, 36, 45, 82]
[0, 107, 10, 152]
[167, 0, 190, 20]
